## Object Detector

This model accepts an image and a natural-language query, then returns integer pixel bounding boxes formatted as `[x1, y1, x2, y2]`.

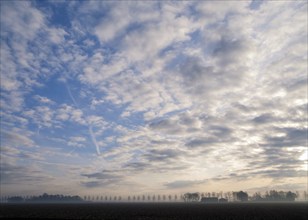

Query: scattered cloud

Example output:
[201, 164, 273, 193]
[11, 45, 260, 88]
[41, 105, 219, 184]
[0, 1, 306, 196]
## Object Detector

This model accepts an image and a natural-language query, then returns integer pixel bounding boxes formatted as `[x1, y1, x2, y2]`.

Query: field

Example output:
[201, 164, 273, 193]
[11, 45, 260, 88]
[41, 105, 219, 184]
[1, 202, 307, 220]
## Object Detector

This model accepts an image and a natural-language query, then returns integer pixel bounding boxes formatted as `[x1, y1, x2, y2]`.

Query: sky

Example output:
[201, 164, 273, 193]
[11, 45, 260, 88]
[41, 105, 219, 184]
[0, 0, 307, 197]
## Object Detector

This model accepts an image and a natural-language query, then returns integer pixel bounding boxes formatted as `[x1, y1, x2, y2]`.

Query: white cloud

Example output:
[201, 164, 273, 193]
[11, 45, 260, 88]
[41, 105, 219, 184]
[23, 106, 54, 128]
[55, 104, 86, 125]
[0, 130, 35, 148]
[68, 136, 86, 148]
[47, 27, 68, 44]
[0, 1, 44, 41]
[33, 95, 55, 105]
[94, 3, 131, 43]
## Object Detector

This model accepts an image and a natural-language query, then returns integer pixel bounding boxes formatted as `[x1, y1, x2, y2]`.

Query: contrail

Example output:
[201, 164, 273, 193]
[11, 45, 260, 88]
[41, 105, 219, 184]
[66, 84, 78, 107]
[89, 125, 101, 155]
[65, 81, 101, 155]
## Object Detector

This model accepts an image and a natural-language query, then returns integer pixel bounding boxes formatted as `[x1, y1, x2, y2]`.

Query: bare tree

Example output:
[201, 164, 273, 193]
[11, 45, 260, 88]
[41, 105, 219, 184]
[180, 194, 184, 201]
[183, 193, 200, 202]
[227, 192, 232, 201]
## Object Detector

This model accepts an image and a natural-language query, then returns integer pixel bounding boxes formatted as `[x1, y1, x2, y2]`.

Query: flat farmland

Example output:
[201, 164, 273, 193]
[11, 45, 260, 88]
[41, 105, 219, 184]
[1, 202, 307, 220]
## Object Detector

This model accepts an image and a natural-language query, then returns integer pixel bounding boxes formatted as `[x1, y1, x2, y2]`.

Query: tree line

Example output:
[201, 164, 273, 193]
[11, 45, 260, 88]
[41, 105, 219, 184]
[2, 190, 306, 203]
[251, 190, 298, 202]
[4, 193, 83, 203]
[183, 190, 300, 202]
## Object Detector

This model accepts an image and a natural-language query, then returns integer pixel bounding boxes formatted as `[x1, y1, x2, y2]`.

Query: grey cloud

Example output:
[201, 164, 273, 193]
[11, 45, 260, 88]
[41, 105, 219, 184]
[179, 115, 197, 126]
[177, 47, 250, 99]
[185, 125, 233, 148]
[149, 119, 174, 130]
[123, 162, 149, 171]
[164, 179, 207, 189]
[150, 139, 175, 146]
[82, 170, 122, 180]
[234, 145, 306, 181]
[243, 145, 304, 169]
[232, 103, 254, 113]
[285, 128, 307, 141]
[148, 118, 184, 135]
[185, 138, 217, 148]
[209, 125, 232, 137]
[178, 57, 218, 95]
[252, 114, 276, 124]
[81, 170, 123, 188]
[285, 77, 307, 93]
[254, 169, 307, 178]
[144, 149, 182, 162]
[249, 183, 307, 192]
[181, 58, 215, 85]
[81, 181, 103, 188]
[263, 127, 307, 148]
[0, 161, 52, 184]
[123, 160, 189, 174]
[212, 37, 251, 66]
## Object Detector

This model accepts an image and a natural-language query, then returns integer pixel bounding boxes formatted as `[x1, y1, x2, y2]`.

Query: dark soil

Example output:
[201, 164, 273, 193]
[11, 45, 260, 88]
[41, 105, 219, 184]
[1, 202, 307, 220]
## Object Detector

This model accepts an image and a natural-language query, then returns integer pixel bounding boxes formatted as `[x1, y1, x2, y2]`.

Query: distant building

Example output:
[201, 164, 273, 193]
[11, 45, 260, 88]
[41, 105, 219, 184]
[218, 198, 228, 203]
[233, 191, 248, 202]
[201, 197, 218, 203]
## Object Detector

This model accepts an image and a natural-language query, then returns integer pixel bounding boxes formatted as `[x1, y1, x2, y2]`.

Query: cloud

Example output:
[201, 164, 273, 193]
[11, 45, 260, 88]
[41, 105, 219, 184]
[94, 2, 132, 43]
[82, 170, 121, 180]
[68, 136, 86, 148]
[185, 138, 217, 148]
[123, 162, 149, 171]
[262, 128, 307, 148]
[164, 179, 207, 189]
[0, 156, 52, 185]
[47, 27, 68, 44]
[0, 130, 35, 148]
[149, 118, 184, 135]
[144, 149, 182, 162]
[81, 170, 123, 188]
[0, 1, 306, 195]
[33, 95, 55, 105]
[0, 1, 44, 40]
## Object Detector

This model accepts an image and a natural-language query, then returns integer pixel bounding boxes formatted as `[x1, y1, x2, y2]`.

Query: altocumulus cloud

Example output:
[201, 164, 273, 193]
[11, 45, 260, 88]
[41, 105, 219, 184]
[0, 1, 307, 196]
